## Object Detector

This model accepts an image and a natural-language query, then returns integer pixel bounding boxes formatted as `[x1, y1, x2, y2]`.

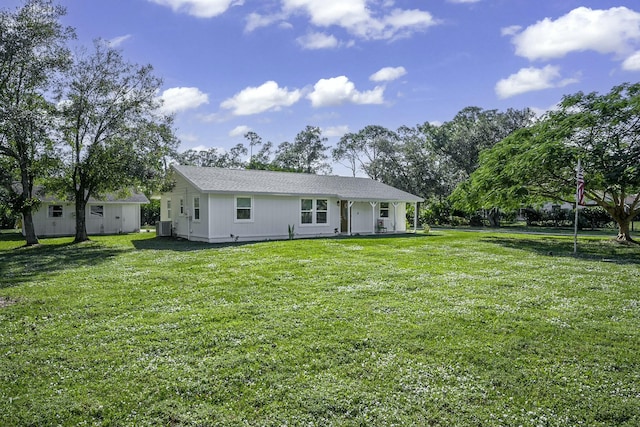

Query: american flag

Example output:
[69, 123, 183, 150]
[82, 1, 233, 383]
[576, 160, 585, 206]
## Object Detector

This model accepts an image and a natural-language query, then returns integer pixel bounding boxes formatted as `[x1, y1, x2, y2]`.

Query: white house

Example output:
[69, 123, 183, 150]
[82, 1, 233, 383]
[28, 191, 149, 237]
[160, 165, 424, 243]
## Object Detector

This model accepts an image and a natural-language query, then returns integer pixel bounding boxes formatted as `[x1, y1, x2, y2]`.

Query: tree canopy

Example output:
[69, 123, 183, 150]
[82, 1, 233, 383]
[452, 83, 640, 241]
[0, 0, 73, 245]
[273, 126, 331, 174]
[55, 41, 177, 243]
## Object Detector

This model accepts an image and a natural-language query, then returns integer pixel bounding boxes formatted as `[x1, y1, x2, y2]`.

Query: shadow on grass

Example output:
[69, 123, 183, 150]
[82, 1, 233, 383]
[0, 241, 128, 289]
[131, 232, 435, 252]
[482, 236, 640, 265]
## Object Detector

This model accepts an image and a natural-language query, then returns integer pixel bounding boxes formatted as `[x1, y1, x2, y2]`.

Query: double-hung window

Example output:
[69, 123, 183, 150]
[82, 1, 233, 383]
[379, 202, 389, 218]
[193, 197, 200, 221]
[179, 198, 184, 215]
[167, 199, 172, 219]
[301, 199, 328, 225]
[235, 196, 252, 221]
[301, 199, 313, 224]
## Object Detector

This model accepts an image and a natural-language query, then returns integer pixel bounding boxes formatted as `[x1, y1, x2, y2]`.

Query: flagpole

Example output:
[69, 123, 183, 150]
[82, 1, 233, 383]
[574, 159, 582, 255]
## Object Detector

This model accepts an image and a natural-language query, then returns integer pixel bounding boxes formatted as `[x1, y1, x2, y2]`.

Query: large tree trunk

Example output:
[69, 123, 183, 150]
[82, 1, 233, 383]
[487, 207, 501, 227]
[21, 209, 39, 246]
[74, 196, 89, 243]
[19, 172, 39, 246]
[616, 218, 634, 242]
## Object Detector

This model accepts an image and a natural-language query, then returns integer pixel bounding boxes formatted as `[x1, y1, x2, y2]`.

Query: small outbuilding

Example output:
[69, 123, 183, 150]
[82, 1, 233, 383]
[27, 191, 149, 237]
[159, 165, 424, 243]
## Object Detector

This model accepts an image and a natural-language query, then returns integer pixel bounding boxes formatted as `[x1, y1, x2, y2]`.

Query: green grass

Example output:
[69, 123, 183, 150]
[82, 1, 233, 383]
[1, 231, 639, 426]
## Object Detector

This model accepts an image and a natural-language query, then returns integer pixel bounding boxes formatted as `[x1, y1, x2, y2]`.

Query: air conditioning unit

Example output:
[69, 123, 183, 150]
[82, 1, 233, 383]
[156, 221, 172, 237]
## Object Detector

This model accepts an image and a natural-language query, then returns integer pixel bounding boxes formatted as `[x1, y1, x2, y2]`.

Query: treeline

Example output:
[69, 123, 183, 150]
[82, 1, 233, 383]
[177, 107, 536, 210]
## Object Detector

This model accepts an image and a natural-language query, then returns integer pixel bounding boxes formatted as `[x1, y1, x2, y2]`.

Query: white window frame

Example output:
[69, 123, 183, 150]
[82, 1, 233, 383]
[300, 198, 329, 226]
[379, 202, 390, 218]
[193, 196, 200, 222]
[167, 199, 172, 220]
[48, 205, 63, 218]
[179, 198, 184, 216]
[301, 198, 313, 225]
[235, 196, 253, 222]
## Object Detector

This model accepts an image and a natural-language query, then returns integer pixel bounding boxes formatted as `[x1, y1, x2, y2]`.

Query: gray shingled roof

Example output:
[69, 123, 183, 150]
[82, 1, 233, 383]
[174, 165, 423, 202]
[30, 186, 149, 204]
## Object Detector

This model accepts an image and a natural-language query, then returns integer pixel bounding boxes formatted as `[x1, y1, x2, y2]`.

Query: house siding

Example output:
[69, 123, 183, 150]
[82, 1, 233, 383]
[31, 202, 142, 237]
[160, 168, 419, 243]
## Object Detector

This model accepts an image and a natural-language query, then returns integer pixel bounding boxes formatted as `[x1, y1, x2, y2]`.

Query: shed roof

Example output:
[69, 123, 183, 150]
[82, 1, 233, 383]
[173, 165, 423, 202]
[35, 188, 149, 204]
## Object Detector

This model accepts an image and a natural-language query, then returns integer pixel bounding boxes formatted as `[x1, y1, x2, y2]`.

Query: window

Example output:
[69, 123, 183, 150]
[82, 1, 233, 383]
[301, 199, 328, 225]
[48, 205, 63, 218]
[235, 197, 252, 221]
[90, 205, 104, 217]
[193, 197, 200, 221]
[316, 199, 328, 224]
[179, 198, 184, 215]
[380, 202, 389, 218]
[301, 199, 313, 224]
[167, 199, 172, 219]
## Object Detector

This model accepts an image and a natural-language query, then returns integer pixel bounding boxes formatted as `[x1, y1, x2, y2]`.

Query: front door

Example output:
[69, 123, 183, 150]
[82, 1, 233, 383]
[340, 200, 349, 233]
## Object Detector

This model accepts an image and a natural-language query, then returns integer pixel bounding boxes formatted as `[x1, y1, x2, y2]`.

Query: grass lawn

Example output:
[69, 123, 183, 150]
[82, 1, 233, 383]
[0, 231, 639, 426]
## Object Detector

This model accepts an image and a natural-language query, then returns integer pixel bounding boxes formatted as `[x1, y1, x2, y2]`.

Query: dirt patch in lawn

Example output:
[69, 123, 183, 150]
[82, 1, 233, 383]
[0, 297, 17, 308]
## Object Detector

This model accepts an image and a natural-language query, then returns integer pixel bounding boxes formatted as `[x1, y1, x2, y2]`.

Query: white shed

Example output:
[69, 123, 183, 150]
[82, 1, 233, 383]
[160, 165, 424, 243]
[28, 191, 149, 237]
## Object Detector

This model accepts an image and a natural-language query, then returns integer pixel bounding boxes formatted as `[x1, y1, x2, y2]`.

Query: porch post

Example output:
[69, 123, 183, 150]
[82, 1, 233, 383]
[413, 202, 418, 233]
[392, 202, 400, 232]
[348, 201, 354, 236]
[369, 201, 378, 233]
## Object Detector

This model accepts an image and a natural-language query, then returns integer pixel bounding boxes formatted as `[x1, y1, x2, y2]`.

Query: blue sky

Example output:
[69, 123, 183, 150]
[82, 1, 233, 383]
[7, 0, 640, 174]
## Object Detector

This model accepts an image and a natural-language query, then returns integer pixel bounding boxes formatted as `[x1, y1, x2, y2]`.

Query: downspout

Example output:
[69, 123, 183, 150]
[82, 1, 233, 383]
[414, 202, 418, 233]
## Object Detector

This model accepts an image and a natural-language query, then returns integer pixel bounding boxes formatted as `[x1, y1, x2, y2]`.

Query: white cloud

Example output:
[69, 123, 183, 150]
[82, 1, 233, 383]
[245, 12, 285, 32]
[190, 144, 209, 152]
[297, 32, 339, 49]
[322, 125, 349, 137]
[307, 76, 384, 107]
[511, 7, 640, 61]
[370, 66, 406, 82]
[220, 81, 302, 115]
[108, 35, 132, 47]
[622, 51, 640, 71]
[281, 0, 438, 40]
[229, 125, 252, 137]
[500, 25, 521, 37]
[448, 0, 480, 3]
[159, 87, 209, 114]
[148, 0, 243, 18]
[495, 65, 578, 99]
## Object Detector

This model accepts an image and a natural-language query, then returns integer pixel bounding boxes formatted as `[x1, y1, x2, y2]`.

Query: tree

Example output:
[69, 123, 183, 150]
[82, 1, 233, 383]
[247, 141, 273, 170]
[433, 106, 536, 179]
[451, 83, 640, 242]
[56, 41, 177, 243]
[331, 125, 397, 180]
[0, 0, 73, 245]
[396, 124, 454, 200]
[273, 126, 331, 174]
[332, 132, 360, 177]
[244, 131, 262, 160]
[177, 143, 247, 168]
